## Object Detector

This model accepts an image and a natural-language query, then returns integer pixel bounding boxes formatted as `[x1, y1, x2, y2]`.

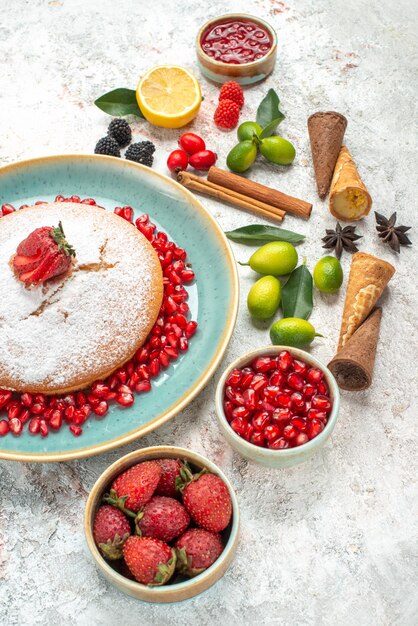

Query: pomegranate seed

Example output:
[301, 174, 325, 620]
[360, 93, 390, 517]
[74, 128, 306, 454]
[31, 403, 45, 415]
[135, 347, 149, 363]
[291, 416, 307, 432]
[164, 346, 178, 359]
[303, 383, 316, 398]
[264, 424, 280, 443]
[43, 408, 53, 421]
[76, 391, 87, 407]
[20, 409, 31, 424]
[181, 269, 195, 282]
[261, 400, 276, 413]
[277, 350, 293, 371]
[253, 357, 275, 373]
[252, 410, 270, 431]
[263, 386, 280, 402]
[290, 392, 305, 410]
[179, 337, 188, 351]
[287, 373, 304, 391]
[72, 410, 87, 426]
[311, 395, 332, 411]
[185, 321, 197, 338]
[174, 246, 187, 260]
[272, 407, 292, 424]
[230, 416, 248, 437]
[306, 368, 324, 384]
[295, 433, 309, 446]
[87, 394, 101, 407]
[276, 393, 291, 408]
[241, 423, 254, 442]
[250, 431, 265, 447]
[159, 351, 170, 368]
[55, 195, 65, 202]
[240, 370, 254, 389]
[269, 371, 284, 386]
[65, 405, 75, 421]
[231, 406, 250, 420]
[9, 418, 23, 436]
[28, 418, 40, 434]
[307, 418, 324, 439]
[115, 368, 128, 384]
[70, 195, 81, 203]
[49, 410, 63, 430]
[226, 369, 242, 388]
[21, 392, 33, 407]
[93, 401, 109, 416]
[149, 359, 160, 377]
[292, 359, 308, 375]
[8, 402, 21, 420]
[137, 364, 150, 380]
[223, 400, 234, 421]
[225, 386, 245, 405]
[250, 374, 268, 392]
[243, 388, 257, 411]
[307, 409, 328, 421]
[173, 314, 187, 330]
[317, 381, 329, 395]
[2, 204, 15, 215]
[166, 332, 178, 348]
[268, 437, 290, 450]
[91, 382, 110, 398]
[117, 392, 134, 407]
[70, 425, 82, 436]
[283, 424, 297, 440]
[0, 390, 13, 408]
[34, 393, 46, 404]
[135, 380, 152, 393]
[0, 420, 10, 436]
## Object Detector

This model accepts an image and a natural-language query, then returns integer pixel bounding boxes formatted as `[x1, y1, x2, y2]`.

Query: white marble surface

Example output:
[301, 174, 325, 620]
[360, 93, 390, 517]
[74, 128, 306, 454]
[0, 1, 417, 624]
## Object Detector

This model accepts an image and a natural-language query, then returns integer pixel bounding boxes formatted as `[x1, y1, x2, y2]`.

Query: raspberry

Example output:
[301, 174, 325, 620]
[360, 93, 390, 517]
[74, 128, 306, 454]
[214, 99, 240, 130]
[219, 81, 244, 110]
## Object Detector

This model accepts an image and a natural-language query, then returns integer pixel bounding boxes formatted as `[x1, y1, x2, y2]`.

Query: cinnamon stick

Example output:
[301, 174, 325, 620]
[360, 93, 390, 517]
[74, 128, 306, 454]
[177, 171, 284, 223]
[207, 166, 313, 219]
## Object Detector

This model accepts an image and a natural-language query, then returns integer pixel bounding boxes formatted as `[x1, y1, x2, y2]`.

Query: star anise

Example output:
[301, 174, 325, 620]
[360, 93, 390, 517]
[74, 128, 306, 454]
[375, 211, 412, 253]
[322, 222, 362, 259]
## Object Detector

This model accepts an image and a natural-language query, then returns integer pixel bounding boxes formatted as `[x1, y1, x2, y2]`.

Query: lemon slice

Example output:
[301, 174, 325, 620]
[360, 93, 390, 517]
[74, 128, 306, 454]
[136, 66, 202, 129]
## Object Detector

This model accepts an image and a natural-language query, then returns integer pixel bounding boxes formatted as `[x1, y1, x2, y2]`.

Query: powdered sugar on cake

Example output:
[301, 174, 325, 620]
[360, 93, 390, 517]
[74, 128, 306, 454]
[0, 203, 163, 392]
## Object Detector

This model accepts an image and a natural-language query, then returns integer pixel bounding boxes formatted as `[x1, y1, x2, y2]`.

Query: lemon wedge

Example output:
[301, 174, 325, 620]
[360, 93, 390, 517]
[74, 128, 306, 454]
[136, 66, 202, 129]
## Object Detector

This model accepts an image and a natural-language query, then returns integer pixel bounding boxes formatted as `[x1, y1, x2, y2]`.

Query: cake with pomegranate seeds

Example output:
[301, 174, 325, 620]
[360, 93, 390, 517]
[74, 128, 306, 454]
[0, 202, 163, 394]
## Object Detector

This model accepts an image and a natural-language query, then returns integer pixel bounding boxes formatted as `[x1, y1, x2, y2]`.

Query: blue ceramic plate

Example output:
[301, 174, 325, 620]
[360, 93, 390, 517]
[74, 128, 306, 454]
[0, 155, 238, 462]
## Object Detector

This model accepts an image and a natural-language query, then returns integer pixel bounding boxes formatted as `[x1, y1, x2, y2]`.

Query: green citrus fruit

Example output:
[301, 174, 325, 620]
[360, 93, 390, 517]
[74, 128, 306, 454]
[226, 140, 258, 173]
[270, 317, 321, 348]
[247, 276, 281, 320]
[237, 121, 263, 142]
[259, 136, 296, 165]
[245, 241, 298, 276]
[313, 256, 343, 293]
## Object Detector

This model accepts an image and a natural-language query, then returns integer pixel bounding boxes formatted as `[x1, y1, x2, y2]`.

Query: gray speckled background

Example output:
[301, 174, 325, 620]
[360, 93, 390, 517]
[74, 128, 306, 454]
[0, 1, 417, 625]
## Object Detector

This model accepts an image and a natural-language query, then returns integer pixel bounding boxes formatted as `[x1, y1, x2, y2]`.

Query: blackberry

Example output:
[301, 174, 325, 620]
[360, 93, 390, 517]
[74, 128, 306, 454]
[107, 118, 132, 148]
[94, 136, 120, 157]
[125, 141, 156, 167]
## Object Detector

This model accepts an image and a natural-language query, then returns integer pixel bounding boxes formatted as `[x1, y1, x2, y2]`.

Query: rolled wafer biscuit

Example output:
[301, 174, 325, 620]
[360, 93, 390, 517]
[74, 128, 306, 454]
[329, 146, 372, 221]
[338, 252, 395, 350]
[307, 112, 347, 199]
[329, 308, 382, 390]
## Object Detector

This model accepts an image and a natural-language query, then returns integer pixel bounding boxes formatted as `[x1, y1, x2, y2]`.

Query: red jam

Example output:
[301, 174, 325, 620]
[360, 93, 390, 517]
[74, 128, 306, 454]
[201, 19, 273, 65]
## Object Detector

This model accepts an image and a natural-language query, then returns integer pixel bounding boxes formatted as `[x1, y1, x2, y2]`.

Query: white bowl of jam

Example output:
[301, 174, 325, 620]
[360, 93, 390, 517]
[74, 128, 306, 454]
[196, 14, 277, 85]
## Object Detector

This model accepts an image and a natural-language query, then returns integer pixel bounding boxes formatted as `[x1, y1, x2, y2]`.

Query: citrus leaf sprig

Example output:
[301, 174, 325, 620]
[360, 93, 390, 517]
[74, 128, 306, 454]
[94, 88, 145, 118]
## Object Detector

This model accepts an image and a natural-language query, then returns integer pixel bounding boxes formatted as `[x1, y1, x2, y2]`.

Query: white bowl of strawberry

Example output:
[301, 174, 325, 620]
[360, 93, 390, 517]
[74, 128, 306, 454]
[84, 446, 239, 603]
[215, 347, 340, 468]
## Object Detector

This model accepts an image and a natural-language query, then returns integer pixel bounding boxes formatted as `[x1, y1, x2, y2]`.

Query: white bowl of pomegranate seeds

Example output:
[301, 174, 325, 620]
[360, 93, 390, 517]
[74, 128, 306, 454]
[84, 445, 239, 602]
[215, 347, 340, 468]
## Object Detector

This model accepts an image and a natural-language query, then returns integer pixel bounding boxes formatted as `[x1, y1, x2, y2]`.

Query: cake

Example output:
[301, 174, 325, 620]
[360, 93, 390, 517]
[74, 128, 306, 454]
[0, 202, 164, 394]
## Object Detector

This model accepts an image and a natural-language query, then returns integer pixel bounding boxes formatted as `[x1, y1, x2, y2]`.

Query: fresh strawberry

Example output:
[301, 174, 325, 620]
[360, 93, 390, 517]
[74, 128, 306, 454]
[93, 505, 131, 560]
[175, 528, 223, 577]
[13, 222, 75, 285]
[155, 458, 183, 497]
[104, 461, 162, 514]
[214, 99, 240, 130]
[122, 536, 176, 586]
[180, 472, 232, 533]
[219, 81, 244, 110]
[136, 496, 190, 543]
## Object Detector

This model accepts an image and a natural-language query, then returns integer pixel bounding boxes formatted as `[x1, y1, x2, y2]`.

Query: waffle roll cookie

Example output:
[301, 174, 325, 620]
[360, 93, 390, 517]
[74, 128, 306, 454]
[328, 307, 382, 391]
[338, 252, 395, 350]
[329, 146, 372, 221]
[307, 112, 347, 199]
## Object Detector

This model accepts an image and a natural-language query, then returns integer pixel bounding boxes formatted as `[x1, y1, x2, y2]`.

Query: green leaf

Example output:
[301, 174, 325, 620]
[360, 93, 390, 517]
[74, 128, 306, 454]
[256, 89, 285, 133]
[259, 115, 285, 139]
[281, 261, 313, 319]
[225, 224, 305, 246]
[94, 88, 145, 118]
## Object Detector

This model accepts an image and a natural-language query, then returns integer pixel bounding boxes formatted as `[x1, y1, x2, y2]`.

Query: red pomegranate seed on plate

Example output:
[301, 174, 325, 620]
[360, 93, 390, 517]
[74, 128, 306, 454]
[20, 409, 31, 424]
[21, 392, 33, 407]
[243, 388, 257, 411]
[287, 373, 304, 391]
[164, 346, 178, 359]
[149, 359, 160, 377]
[49, 410, 63, 430]
[181, 269, 195, 282]
[269, 371, 284, 386]
[0, 420, 10, 436]
[70, 424, 82, 436]
[306, 368, 324, 384]
[250, 373, 268, 392]
[307, 418, 324, 439]
[252, 410, 270, 431]
[276, 393, 291, 408]
[2, 204, 15, 215]
[231, 406, 250, 420]
[185, 321, 197, 338]
[0, 390, 13, 408]
[268, 437, 289, 450]
[31, 403, 45, 415]
[291, 416, 307, 432]
[250, 431, 265, 447]
[317, 381, 329, 395]
[135, 380, 152, 393]
[7, 402, 21, 420]
[117, 393, 134, 407]
[93, 401, 109, 416]
[28, 418, 40, 434]
[303, 383, 316, 398]
[225, 386, 245, 406]
[307, 408, 328, 421]
[230, 416, 247, 437]
[292, 359, 308, 376]
[290, 392, 305, 410]
[9, 418, 23, 436]
[65, 405, 75, 421]
[271, 407, 291, 424]
[179, 337, 188, 351]
[252, 357, 275, 373]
